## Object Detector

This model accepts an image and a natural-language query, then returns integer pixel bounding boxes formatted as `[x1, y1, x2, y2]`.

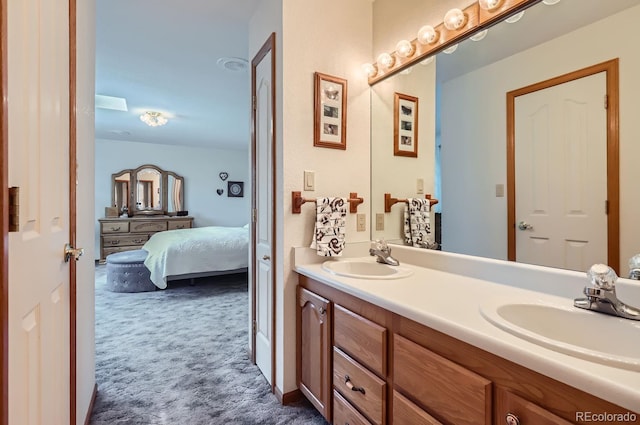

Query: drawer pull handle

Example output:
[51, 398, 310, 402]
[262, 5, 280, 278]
[505, 413, 520, 425]
[176, 225, 185, 229]
[110, 226, 121, 231]
[110, 240, 120, 245]
[133, 239, 144, 244]
[344, 375, 365, 394]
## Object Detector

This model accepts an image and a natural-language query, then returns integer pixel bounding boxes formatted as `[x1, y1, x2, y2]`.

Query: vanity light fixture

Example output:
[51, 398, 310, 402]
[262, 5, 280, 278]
[470, 29, 488, 41]
[362, 63, 378, 77]
[478, 0, 504, 11]
[443, 8, 467, 31]
[395, 40, 415, 58]
[420, 56, 434, 66]
[542, 0, 560, 4]
[443, 44, 458, 54]
[400, 67, 413, 75]
[417, 25, 439, 45]
[139, 111, 168, 127]
[505, 10, 525, 23]
[377, 52, 395, 70]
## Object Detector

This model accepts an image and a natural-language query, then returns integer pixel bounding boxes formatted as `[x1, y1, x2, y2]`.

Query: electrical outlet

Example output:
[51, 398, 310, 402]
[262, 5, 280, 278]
[417, 178, 424, 194]
[303, 170, 315, 191]
[357, 214, 366, 232]
[375, 213, 384, 231]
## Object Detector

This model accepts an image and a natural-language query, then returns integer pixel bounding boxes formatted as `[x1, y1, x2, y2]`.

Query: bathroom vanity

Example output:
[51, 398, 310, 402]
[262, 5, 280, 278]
[295, 246, 640, 425]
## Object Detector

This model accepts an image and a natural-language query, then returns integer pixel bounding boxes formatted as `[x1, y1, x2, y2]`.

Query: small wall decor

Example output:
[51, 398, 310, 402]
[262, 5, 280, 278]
[394, 92, 419, 157]
[314, 72, 347, 150]
[228, 181, 244, 197]
[216, 189, 224, 196]
[219, 172, 229, 181]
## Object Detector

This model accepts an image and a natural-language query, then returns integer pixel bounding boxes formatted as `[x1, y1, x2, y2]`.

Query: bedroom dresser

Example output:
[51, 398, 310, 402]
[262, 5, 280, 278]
[98, 216, 194, 263]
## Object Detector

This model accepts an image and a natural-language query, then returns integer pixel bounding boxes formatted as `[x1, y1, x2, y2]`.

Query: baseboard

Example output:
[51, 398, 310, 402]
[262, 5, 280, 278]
[83, 384, 98, 425]
[276, 387, 303, 405]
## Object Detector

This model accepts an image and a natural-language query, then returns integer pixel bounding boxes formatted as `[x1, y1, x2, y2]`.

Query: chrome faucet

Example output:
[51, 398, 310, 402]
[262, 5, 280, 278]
[369, 240, 399, 266]
[574, 264, 640, 321]
[628, 254, 640, 280]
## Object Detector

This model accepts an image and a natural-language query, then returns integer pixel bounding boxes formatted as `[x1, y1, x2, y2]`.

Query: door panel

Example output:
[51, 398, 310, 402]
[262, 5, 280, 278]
[514, 72, 607, 271]
[8, 0, 71, 423]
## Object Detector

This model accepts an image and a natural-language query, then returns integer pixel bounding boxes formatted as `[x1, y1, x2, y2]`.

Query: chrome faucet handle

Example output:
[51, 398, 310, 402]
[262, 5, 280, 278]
[587, 263, 617, 290]
[628, 254, 640, 280]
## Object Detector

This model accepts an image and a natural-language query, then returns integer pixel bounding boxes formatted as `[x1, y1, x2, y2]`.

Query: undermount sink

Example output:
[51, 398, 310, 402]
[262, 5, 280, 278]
[321, 259, 413, 280]
[480, 300, 640, 371]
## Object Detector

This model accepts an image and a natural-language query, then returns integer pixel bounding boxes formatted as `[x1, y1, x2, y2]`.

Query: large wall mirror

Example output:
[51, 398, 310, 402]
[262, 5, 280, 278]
[371, 0, 640, 273]
[111, 164, 185, 216]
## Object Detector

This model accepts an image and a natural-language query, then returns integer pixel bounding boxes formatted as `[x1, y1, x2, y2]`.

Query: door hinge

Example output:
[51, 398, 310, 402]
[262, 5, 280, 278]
[605, 200, 609, 215]
[252, 208, 257, 223]
[9, 187, 19, 232]
[604, 94, 608, 109]
[252, 95, 257, 110]
[252, 320, 257, 335]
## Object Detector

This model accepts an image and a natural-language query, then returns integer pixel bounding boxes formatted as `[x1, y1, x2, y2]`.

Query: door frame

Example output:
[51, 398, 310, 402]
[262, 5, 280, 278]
[250, 33, 277, 392]
[0, 1, 78, 423]
[506, 59, 619, 273]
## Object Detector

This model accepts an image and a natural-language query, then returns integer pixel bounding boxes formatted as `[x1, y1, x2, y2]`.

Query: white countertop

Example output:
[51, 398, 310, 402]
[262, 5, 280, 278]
[294, 246, 640, 413]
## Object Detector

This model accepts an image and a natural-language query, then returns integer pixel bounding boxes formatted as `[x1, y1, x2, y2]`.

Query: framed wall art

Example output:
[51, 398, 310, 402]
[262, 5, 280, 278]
[227, 181, 244, 197]
[314, 72, 347, 150]
[394, 92, 419, 157]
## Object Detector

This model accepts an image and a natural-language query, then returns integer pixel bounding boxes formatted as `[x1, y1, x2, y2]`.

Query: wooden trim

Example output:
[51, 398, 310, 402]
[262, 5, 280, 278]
[69, 0, 78, 423]
[393, 92, 419, 158]
[276, 388, 304, 405]
[506, 59, 620, 273]
[82, 384, 97, 425]
[0, 0, 8, 422]
[250, 32, 277, 392]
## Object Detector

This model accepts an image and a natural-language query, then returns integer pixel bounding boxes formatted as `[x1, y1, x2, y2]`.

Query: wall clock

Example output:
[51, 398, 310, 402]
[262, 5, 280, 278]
[228, 181, 244, 197]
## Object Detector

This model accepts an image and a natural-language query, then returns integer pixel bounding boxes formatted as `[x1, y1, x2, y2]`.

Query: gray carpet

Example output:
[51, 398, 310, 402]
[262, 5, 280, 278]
[90, 265, 327, 425]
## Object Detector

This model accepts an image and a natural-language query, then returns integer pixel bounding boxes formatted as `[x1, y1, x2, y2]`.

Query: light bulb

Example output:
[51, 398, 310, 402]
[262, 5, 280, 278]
[542, 0, 560, 4]
[470, 29, 488, 42]
[400, 67, 413, 75]
[444, 8, 467, 31]
[443, 44, 458, 54]
[377, 52, 395, 70]
[417, 25, 439, 45]
[395, 40, 415, 58]
[361, 63, 377, 77]
[478, 0, 504, 11]
[420, 56, 434, 66]
[505, 10, 525, 23]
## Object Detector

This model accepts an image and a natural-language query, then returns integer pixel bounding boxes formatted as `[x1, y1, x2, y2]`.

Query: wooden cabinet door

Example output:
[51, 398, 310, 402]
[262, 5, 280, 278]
[297, 287, 332, 420]
[495, 388, 573, 425]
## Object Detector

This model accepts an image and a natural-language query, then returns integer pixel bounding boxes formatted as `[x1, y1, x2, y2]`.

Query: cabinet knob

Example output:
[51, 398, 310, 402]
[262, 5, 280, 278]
[506, 413, 520, 425]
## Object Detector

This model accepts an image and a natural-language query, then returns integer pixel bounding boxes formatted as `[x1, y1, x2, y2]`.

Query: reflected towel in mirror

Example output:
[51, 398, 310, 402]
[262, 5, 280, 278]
[404, 198, 433, 248]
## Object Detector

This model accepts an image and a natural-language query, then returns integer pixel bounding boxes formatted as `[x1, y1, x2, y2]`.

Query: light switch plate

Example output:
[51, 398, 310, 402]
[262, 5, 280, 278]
[495, 183, 504, 198]
[375, 213, 384, 231]
[357, 214, 366, 232]
[304, 170, 315, 191]
[417, 178, 424, 194]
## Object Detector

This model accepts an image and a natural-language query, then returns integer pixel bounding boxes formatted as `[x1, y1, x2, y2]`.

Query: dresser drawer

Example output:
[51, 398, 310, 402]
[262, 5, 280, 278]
[101, 221, 130, 234]
[333, 390, 372, 425]
[334, 304, 387, 376]
[393, 391, 442, 425]
[103, 234, 148, 247]
[496, 388, 573, 425]
[103, 246, 137, 257]
[333, 347, 386, 425]
[129, 220, 167, 233]
[168, 219, 191, 230]
[393, 334, 491, 425]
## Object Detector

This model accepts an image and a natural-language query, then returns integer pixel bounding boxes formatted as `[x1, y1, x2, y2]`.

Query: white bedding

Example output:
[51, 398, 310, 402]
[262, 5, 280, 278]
[143, 226, 249, 288]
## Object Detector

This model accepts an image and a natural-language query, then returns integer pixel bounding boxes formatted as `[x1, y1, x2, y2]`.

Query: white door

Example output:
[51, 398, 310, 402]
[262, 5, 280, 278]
[7, 0, 72, 424]
[252, 35, 275, 386]
[514, 72, 607, 271]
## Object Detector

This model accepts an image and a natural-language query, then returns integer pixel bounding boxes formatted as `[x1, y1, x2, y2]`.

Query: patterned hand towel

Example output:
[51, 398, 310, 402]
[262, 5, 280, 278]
[403, 198, 432, 248]
[315, 197, 347, 256]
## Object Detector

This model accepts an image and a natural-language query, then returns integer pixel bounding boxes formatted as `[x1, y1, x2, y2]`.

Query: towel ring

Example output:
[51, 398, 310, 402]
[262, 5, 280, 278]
[291, 191, 364, 214]
[384, 193, 439, 213]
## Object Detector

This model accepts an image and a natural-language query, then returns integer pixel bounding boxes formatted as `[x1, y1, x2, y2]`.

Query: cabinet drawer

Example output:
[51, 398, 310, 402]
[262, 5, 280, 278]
[130, 220, 167, 233]
[393, 334, 491, 425]
[101, 221, 130, 234]
[103, 234, 148, 247]
[333, 347, 386, 425]
[333, 390, 372, 425]
[496, 388, 573, 425]
[168, 219, 191, 230]
[334, 304, 387, 376]
[393, 391, 442, 425]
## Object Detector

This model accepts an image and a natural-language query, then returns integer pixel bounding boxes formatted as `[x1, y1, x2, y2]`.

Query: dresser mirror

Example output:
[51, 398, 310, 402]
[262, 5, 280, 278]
[111, 164, 185, 216]
[371, 0, 639, 273]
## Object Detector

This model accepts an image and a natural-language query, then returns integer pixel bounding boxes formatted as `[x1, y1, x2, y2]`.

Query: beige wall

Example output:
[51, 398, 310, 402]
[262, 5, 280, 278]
[441, 5, 640, 266]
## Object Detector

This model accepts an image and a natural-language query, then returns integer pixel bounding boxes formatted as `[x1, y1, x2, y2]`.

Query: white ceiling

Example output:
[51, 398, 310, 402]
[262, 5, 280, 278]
[95, 0, 259, 150]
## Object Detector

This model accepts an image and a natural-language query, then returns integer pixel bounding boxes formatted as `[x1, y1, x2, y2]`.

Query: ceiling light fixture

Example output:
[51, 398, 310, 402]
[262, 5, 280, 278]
[216, 57, 248, 72]
[140, 111, 168, 127]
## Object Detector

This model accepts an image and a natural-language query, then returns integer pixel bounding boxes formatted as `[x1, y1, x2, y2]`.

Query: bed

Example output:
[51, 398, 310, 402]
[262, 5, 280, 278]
[142, 225, 249, 289]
